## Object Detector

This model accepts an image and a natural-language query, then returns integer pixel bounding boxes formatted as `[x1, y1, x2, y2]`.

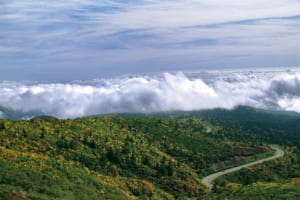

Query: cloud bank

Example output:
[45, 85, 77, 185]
[0, 70, 300, 119]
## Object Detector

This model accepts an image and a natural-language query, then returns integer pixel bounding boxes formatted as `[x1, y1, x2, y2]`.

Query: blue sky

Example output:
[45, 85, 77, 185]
[1, 0, 300, 81]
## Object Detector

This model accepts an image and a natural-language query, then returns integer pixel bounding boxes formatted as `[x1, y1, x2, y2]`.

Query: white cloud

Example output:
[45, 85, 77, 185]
[0, 70, 300, 118]
[105, 0, 300, 29]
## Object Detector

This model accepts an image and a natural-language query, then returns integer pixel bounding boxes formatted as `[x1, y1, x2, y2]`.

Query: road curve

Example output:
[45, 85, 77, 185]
[201, 146, 284, 190]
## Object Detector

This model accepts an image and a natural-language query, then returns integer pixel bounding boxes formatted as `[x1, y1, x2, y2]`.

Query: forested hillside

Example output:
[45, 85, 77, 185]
[0, 106, 300, 199]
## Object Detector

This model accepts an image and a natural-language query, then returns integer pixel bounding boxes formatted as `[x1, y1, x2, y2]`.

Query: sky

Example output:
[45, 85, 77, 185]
[1, 0, 300, 81]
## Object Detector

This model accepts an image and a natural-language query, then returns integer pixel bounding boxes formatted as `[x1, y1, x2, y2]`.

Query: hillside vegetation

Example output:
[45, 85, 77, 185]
[0, 106, 300, 199]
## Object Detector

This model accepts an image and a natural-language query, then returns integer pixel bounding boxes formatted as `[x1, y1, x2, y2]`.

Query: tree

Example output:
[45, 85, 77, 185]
[0, 121, 6, 130]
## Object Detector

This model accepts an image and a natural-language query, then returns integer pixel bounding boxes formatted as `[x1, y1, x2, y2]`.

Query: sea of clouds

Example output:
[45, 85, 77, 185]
[0, 70, 300, 119]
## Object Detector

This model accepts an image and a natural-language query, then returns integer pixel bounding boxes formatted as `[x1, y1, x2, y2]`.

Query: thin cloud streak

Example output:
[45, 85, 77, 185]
[1, 1, 300, 80]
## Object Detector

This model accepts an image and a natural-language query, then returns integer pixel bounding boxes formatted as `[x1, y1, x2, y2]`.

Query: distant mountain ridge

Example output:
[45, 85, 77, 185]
[0, 106, 44, 120]
[1, 105, 300, 120]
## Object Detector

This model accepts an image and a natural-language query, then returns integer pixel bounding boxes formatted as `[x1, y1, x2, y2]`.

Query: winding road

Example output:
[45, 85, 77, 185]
[201, 146, 284, 190]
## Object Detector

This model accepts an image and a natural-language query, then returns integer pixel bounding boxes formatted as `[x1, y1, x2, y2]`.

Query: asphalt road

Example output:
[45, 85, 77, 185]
[201, 146, 284, 190]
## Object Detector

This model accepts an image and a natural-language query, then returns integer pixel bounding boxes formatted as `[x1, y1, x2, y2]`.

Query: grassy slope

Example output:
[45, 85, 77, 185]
[207, 178, 300, 200]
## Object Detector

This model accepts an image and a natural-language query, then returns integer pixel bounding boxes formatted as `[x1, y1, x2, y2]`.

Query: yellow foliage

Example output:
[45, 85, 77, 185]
[142, 180, 154, 192]
[289, 178, 300, 184]
[226, 182, 241, 188]
[0, 146, 18, 157]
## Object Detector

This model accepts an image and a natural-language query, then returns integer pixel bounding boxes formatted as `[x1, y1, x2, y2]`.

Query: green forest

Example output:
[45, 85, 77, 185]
[0, 106, 300, 199]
